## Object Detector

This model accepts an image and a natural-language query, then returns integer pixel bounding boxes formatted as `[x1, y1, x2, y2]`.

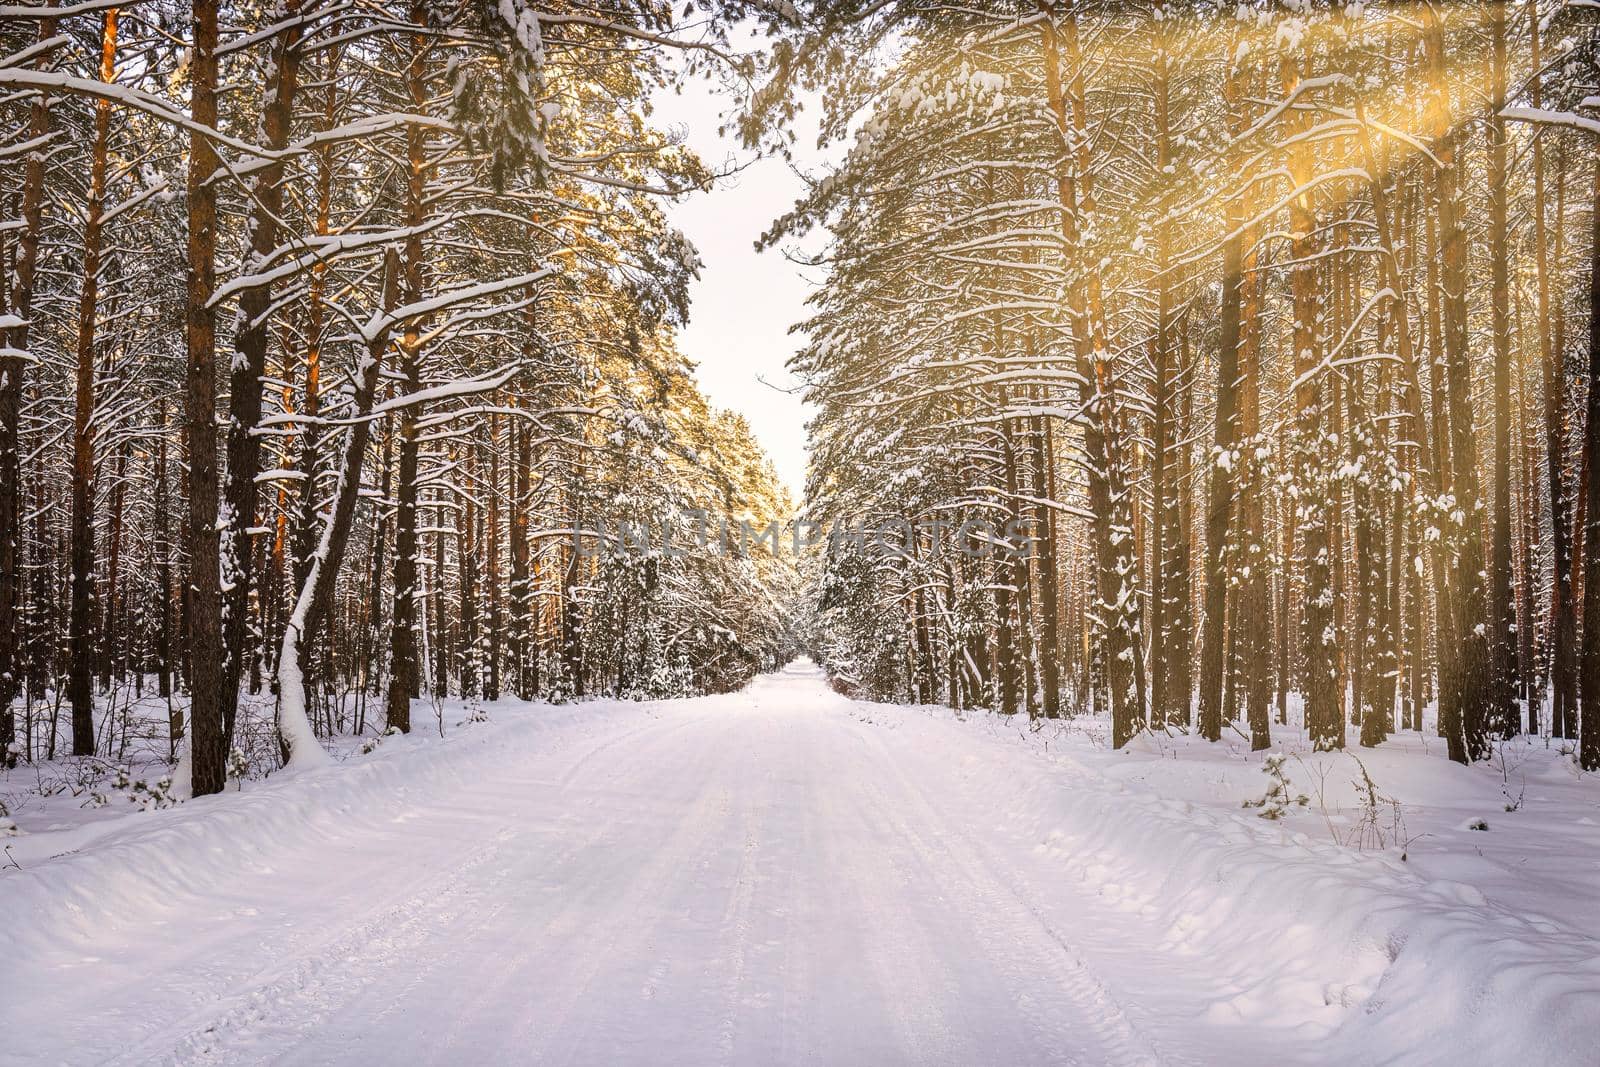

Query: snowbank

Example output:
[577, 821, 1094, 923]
[0, 697, 652, 961]
[863, 701, 1600, 1064]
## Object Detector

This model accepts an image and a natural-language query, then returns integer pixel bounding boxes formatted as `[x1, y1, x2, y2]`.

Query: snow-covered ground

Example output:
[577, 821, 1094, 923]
[3, 661, 1598, 1065]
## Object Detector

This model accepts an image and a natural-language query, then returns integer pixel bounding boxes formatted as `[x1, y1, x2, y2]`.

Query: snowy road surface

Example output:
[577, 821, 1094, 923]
[5, 660, 1597, 1065]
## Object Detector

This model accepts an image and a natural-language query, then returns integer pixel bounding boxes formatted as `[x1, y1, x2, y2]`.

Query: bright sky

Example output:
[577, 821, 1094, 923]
[650, 67, 824, 501]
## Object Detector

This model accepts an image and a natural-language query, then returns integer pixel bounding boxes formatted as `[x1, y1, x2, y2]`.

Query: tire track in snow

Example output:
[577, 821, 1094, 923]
[837, 707, 1169, 1067]
[508, 719, 745, 1064]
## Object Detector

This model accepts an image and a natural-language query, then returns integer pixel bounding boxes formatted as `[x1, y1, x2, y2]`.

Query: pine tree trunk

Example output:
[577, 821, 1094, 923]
[1198, 23, 1253, 745]
[460, 447, 478, 700]
[1578, 135, 1600, 772]
[0, 1, 56, 762]
[1236, 107, 1271, 749]
[66, 7, 119, 756]
[1530, 9, 1575, 740]
[485, 413, 501, 702]
[276, 251, 399, 763]
[384, 8, 431, 734]
[1030, 398, 1062, 719]
[510, 419, 531, 698]
[383, 362, 419, 730]
[992, 382, 1019, 715]
[222, 0, 306, 745]
[1148, 11, 1186, 730]
[186, 0, 228, 795]
[1279, 49, 1340, 750]
[433, 490, 448, 699]
[1039, 5, 1144, 744]
[1003, 400, 1035, 715]
[1486, 1, 1518, 738]
[102, 443, 128, 690]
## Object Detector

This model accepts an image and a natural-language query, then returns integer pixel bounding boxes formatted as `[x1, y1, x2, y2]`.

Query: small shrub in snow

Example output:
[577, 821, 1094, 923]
[1243, 754, 1309, 819]
[1342, 756, 1409, 853]
[105, 765, 179, 810]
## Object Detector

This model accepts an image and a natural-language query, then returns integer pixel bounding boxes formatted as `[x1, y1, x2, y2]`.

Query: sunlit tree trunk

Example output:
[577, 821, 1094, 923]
[1486, 0, 1518, 737]
[1040, 2, 1145, 745]
[1527, 5, 1575, 740]
[68, 6, 120, 756]
[1426, 10, 1489, 763]
[1199, 22, 1251, 745]
[1148, 5, 1188, 730]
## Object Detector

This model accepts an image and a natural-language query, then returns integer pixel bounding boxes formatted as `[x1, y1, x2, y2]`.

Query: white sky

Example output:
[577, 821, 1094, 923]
[649, 69, 825, 501]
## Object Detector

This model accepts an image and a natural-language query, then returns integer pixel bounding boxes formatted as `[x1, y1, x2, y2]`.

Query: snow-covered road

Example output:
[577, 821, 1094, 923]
[5, 660, 1597, 1065]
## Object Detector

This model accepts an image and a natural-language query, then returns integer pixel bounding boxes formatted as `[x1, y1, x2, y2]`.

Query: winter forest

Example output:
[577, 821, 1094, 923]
[5, 1, 1600, 1064]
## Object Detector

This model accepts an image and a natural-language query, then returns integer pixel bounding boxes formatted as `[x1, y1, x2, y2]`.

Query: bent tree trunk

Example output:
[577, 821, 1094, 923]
[275, 250, 399, 767]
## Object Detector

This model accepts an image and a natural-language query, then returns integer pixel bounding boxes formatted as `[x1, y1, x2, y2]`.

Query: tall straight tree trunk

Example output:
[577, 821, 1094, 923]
[1198, 21, 1253, 744]
[1039, 2, 1144, 745]
[1486, 0, 1517, 737]
[485, 413, 501, 701]
[1002, 397, 1035, 715]
[0, 0, 56, 762]
[1355, 100, 1434, 734]
[384, 337, 422, 734]
[1280, 49, 1340, 750]
[562, 462, 582, 697]
[1177, 316, 1197, 728]
[1029, 396, 1062, 719]
[992, 394, 1019, 714]
[1199, 236, 1242, 745]
[1201, 302, 1237, 723]
[432, 488, 448, 698]
[102, 442, 128, 689]
[385, 8, 431, 734]
[222, 0, 306, 745]
[1237, 233, 1271, 749]
[186, 0, 228, 795]
[1530, 5, 1575, 740]
[1427, 10, 1489, 763]
[1234, 59, 1271, 749]
[364, 411, 393, 705]
[67, 6, 119, 756]
[1518, 361, 1541, 714]
[509, 418, 531, 698]
[1422, 181, 1459, 743]
[1358, 370, 1397, 748]
[459, 446, 478, 699]
[1578, 136, 1600, 772]
[155, 401, 174, 704]
[1147, 5, 1188, 730]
